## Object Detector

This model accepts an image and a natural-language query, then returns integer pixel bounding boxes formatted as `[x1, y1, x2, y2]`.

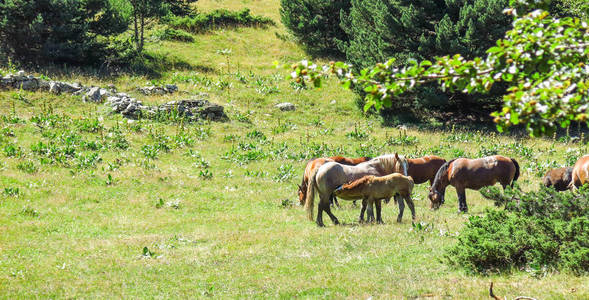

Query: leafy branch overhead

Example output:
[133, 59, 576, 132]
[282, 4, 588, 136]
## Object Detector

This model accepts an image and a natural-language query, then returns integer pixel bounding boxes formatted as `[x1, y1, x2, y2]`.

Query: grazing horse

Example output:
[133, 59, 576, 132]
[570, 155, 589, 188]
[305, 153, 408, 227]
[543, 167, 573, 191]
[297, 156, 371, 206]
[335, 173, 415, 223]
[428, 155, 520, 212]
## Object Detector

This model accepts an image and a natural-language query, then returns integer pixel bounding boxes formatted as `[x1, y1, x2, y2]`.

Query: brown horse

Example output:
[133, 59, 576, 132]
[305, 153, 408, 226]
[570, 155, 589, 188]
[428, 155, 520, 212]
[335, 173, 415, 223]
[406, 155, 447, 185]
[297, 156, 371, 205]
[543, 167, 573, 191]
[387, 155, 447, 205]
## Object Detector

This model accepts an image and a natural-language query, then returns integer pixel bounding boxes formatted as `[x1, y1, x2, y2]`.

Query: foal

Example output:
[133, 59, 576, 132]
[335, 173, 415, 223]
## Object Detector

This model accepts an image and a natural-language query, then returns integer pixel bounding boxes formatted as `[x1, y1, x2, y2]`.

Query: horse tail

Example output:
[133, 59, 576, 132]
[304, 167, 320, 221]
[510, 158, 520, 186]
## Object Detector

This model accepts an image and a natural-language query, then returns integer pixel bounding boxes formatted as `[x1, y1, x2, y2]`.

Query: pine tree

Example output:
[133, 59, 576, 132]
[280, 0, 351, 57]
[0, 0, 127, 65]
[339, 0, 510, 118]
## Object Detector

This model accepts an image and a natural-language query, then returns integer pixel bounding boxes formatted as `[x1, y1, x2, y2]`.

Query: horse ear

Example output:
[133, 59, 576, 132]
[395, 153, 400, 160]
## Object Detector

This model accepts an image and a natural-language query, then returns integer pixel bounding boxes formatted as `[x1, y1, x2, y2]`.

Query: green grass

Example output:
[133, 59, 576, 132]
[1, 0, 588, 298]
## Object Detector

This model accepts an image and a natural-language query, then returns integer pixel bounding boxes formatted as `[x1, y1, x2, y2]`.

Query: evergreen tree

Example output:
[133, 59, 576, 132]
[0, 0, 127, 65]
[338, 0, 511, 118]
[280, 0, 351, 57]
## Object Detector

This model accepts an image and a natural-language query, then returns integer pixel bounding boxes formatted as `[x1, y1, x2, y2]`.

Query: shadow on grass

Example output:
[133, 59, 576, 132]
[2, 49, 204, 80]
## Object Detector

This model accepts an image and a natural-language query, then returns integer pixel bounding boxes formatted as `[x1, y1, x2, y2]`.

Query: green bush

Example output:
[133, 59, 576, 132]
[168, 8, 274, 33]
[447, 185, 589, 274]
[152, 26, 194, 42]
[280, 0, 350, 57]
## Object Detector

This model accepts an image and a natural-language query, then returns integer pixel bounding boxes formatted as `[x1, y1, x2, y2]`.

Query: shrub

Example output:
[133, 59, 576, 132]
[16, 160, 38, 174]
[168, 8, 274, 33]
[280, 0, 350, 57]
[152, 26, 194, 42]
[447, 185, 589, 274]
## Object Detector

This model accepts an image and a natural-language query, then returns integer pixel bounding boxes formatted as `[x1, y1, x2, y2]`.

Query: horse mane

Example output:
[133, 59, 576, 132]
[432, 158, 457, 189]
[341, 175, 373, 190]
[374, 154, 407, 174]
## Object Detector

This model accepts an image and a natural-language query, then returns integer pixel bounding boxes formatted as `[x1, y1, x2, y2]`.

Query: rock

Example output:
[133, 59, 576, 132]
[275, 102, 296, 111]
[138, 84, 178, 95]
[49, 81, 61, 94]
[61, 82, 82, 93]
[165, 84, 178, 93]
[83, 87, 103, 102]
[155, 98, 227, 121]
[18, 79, 38, 91]
[99, 88, 111, 98]
[38, 80, 50, 91]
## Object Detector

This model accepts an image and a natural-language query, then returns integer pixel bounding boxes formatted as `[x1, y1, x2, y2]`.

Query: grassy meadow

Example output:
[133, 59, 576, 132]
[1, 0, 588, 298]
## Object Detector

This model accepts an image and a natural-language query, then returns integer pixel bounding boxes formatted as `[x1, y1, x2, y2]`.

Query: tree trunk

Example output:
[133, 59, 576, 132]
[139, 15, 145, 52]
[133, 8, 139, 51]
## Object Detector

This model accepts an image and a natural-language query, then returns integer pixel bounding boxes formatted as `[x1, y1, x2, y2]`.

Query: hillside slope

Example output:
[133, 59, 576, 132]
[0, 0, 588, 298]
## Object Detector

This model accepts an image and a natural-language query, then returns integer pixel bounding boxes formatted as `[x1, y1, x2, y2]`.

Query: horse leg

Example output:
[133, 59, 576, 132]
[405, 195, 416, 222]
[353, 200, 357, 207]
[366, 198, 375, 223]
[321, 198, 340, 225]
[375, 199, 384, 224]
[316, 194, 329, 227]
[330, 194, 340, 208]
[396, 194, 405, 223]
[359, 199, 367, 223]
[456, 187, 468, 213]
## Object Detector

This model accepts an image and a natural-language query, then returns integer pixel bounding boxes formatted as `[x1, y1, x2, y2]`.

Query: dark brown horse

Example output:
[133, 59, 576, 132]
[297, 156, 371, 205]
[406, 155, 447, 185]
[543, 167, 573, 191]
[570, 155, 589, 188]
[428, 155, 520, 212]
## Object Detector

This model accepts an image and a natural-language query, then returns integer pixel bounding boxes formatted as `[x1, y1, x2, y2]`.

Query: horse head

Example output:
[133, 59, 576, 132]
[428, 187, 444, 209]
[297, 184, 306, 205]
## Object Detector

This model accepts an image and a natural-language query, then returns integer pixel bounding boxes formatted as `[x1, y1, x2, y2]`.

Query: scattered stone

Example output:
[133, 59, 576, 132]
[1, 71, 225, 122]
[105, 93, 227, 121]
[156, 99, 227, 121]
[83, 87, 102, 102]
[275, 102, 296, 111]
[138, 84, 178, 95]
